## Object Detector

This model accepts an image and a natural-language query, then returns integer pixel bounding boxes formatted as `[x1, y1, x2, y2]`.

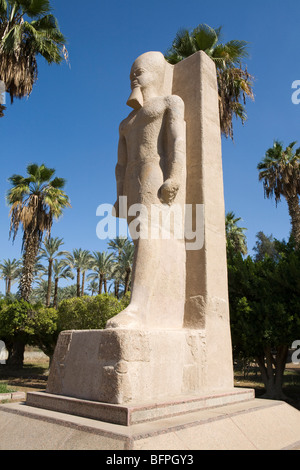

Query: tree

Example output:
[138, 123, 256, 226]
[88, 251, 113, 295]
[0, 258, 21, 295]
[57, 294, 130, 332]
[29, 278, 50, 304]
[108, 237, 133, 297]
[116, 242, 135, 295]
[225, 211, 247, 257]
[56, 284, 77, 302]
[253, 231, 278, 262]
[0, 298, 57, 364]
[52, 259, 74, 308]
[6, 163, 70, 366]
[87, 279, 99, 296]
[165, 24, 254, 139]
[228, 241, 300, 399]
[63, 249, 92, 297]
[39, 236, 67, 307]
[258, 140, 300, 247]
[7, 163, 70, 302]
[0, 0, 67, 115]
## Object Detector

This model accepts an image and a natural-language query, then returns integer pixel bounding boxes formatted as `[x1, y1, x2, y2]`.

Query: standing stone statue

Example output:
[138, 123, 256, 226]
[39, 50, 235, 408]
[105, 49, 234, 392]
[106, 51, 187, 330]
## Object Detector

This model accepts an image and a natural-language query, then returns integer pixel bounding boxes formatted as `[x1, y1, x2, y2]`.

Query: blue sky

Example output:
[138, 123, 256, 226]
[0, 0, 299, 293]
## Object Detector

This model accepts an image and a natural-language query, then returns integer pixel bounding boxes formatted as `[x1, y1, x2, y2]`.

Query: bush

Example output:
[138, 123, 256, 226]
[0, 293, 131, 364]
[57, 293, 130, 332]
[0, 299, 58, 361]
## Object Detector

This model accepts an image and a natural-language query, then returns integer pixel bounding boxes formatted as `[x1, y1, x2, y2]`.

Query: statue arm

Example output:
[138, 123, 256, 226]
[115, 132, 127, 216]
[159, 96, 186, 205]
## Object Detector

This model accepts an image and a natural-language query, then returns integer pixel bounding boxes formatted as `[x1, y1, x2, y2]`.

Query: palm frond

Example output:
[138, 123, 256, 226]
[0, 1, 67, 104]
[17, 0, 51, 18]
[165, 23, 253, 139]
[192, 23, 220, 55]
[0, 0, 7, 18]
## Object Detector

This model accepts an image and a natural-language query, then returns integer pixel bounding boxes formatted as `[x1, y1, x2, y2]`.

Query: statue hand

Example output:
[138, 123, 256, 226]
[159, 179, 179, 205]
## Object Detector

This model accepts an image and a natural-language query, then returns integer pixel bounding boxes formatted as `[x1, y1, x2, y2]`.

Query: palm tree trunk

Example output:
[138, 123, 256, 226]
[46, 259, 53, 307]
[287, 195, 300, 247]
[7, 277, 11, 295]
[98, 274, 103, 295]
[104, 278, 107, 293]
[81, 272, 85, 296]
[114, 280, 119, 298]
[124, 268, 131, 294]
[19, 231, 39, 301]
[53, 277, 59, 309]
[76, 268, 80, 297]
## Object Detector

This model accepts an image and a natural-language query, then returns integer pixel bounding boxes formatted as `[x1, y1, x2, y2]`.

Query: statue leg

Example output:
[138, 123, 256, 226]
[106, 235, 186, 329]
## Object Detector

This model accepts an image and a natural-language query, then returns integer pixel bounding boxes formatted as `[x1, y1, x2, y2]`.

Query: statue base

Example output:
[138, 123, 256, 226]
[39, 328, 234, 406]
[25, 328, 253, 426]
[4, 329, 300, 450]
[26, 388, 254, 426]
[2, 398, 300, 449]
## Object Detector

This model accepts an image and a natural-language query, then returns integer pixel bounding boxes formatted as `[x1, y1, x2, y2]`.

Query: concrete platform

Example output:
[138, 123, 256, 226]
[1, 398, 300, 450]
[26, 388, 255, 426]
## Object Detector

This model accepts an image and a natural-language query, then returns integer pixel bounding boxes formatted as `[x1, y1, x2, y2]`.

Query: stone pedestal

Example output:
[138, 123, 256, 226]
[3, 398, 300, 450]
[26, 328, 250, 427]
[44, 328, 234, 405]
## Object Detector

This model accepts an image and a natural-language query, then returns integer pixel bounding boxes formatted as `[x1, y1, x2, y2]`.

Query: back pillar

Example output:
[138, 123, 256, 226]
[173, 51, 233, 387]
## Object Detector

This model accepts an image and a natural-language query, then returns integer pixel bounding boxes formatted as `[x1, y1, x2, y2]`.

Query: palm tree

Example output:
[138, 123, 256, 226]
[80, 252, 92, 296]
[109, 240, 135, 296]
[30, 278, 49, 304]
[0, 0, 67, 115]
[52, 259, 74, 308]
[108, 237, 133, 297]
[165, 24, 254, 139]
[63, 249, 92, 297]
[0, 79, 5, 116]
[88, 251, 113, 295]
[87, 279, 99, 296]
[39, 236, 68, 307]
[0, 258, 21, 294]
[118, 242, 135, 294]
[258, 140, 300, 247]
[7, 163, 71, 302]
[57, 284, 77, 302]
[225, 211, 247, 256]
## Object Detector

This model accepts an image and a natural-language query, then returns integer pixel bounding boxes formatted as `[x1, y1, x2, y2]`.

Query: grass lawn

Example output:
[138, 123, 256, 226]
[234, 363, 300, 411]
[0, 383, 16, 394]
[0, 348, 49, 395]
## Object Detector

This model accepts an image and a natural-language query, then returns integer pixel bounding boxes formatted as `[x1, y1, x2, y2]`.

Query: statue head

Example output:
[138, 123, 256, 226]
[127, 51, 167, 110]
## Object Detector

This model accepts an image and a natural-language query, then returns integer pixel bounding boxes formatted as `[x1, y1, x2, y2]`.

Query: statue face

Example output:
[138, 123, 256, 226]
[130, 65, 155, 91]
[127, 52, 166, 110]
[130, 52, 166, 94]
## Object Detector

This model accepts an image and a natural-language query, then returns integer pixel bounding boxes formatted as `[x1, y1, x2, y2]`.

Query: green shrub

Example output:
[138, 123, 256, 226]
[57, 293, 130, 332]
[0, 293, 131, 363]
[0, 299, 58, 360]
